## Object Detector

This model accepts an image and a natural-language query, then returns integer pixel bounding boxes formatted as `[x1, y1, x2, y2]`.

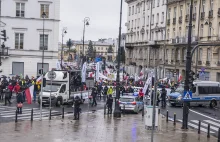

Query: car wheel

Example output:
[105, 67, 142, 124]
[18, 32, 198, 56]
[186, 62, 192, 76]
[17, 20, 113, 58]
[56, 99, 63, 107]
[210, 100, 217, 108]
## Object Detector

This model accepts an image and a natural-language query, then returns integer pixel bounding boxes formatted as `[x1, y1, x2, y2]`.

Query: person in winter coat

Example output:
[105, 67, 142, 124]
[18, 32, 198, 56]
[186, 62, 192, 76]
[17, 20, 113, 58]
[14, 83, 21, 94]
[139, 88, 144, 101]
[4, 88, 11, 105]
[161, 87, 167, 108]
[91, 87, 97, 106]
[103, 85, 108, 102]
[106, 95, 113, 114]
[8, 83, 13, 99]
[16, 91, 23, 114]
[73, 96, 82, 120]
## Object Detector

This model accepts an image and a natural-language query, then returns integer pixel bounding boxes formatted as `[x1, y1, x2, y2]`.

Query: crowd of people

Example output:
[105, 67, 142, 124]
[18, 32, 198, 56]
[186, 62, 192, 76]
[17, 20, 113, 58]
[0, 75, 41, 114]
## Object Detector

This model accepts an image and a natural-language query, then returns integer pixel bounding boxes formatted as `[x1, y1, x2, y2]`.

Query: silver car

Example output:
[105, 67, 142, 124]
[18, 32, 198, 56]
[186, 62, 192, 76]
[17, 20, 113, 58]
[119, 95, 143, 113]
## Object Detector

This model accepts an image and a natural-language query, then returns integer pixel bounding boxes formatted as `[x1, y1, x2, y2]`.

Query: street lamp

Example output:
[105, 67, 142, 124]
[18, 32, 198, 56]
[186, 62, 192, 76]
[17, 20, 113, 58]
[113, 0, 123, 118]
[61, 28, 67, 69]
[40, 11, 46, 121]
[82, 17, 90, 63]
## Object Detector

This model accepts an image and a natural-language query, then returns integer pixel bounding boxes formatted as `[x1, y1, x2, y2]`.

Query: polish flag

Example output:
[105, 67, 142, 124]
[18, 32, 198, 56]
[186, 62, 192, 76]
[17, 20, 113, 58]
[25, 85, 34, 104]
[88, 72, 94, 77]
[36, 76, 41, 83]
[178, 74, 183, 82]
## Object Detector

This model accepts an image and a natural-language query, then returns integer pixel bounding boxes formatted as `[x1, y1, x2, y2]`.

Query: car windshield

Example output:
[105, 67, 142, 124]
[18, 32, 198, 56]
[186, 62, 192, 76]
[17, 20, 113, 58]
[43, 84, 60, 92]
[120, 98, 134, 102]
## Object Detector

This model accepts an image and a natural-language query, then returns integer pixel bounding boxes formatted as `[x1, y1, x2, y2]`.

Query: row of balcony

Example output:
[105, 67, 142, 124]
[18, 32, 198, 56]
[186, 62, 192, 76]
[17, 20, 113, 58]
[161, 59, 212, 66]
[0, 48, 9, 57]
[167, 9, 219, 26]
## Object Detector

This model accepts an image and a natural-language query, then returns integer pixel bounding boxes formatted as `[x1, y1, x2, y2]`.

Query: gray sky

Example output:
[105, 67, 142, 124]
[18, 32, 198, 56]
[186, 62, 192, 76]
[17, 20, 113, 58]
[59, 0, 127, 42]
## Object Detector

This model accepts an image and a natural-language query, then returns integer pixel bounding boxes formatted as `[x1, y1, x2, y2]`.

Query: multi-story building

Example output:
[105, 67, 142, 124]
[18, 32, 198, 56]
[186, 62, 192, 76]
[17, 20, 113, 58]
[165, 0, 220, 81]
[125, 0, 167, 77]
[0, 0, 60, 77]
[74, 39, 117, 61]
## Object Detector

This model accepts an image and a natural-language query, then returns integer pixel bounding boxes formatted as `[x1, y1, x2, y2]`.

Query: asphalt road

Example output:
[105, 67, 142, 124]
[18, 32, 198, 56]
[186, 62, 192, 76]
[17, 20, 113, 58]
[160, 102, 220, 137]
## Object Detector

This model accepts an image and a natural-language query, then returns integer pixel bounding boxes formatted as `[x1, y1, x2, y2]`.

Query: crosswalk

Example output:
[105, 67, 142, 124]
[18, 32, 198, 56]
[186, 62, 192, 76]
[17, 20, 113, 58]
[178, 119, 220, 134]
[0, 106, 62, 121]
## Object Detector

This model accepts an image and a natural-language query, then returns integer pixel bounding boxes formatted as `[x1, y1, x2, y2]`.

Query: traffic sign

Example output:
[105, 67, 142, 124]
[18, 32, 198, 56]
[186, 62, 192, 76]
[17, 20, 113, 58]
[183, 91, 192, 101]
[47, 71, 56, 80]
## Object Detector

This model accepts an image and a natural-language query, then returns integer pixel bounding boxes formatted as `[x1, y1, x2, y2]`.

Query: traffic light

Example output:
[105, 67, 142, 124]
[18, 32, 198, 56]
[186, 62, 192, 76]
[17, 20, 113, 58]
[189, 70, 195, 89]
[43, 78, 46, 87]
[1, 30, 6, 41]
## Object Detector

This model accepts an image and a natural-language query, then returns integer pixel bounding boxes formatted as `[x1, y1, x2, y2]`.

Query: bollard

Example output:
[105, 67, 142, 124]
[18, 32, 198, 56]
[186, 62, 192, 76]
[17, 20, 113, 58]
[62, 107, 64, 119]
[207, 124, 210, 138]
[31, 108, 33, 121]
[174, 113, 176, 125]
[15, 110, 18, 123]
[218, 128, 220, 142]
[104, 104, 106, 115]
[49, 108, 51, 120]
[198, 120, 201, 134]
[142, 106, 144, 117]
[166, 110, 169, 122]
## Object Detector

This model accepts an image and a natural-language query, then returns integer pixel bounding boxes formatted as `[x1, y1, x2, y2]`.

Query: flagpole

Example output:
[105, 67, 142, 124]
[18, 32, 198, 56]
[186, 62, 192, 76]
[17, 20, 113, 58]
[40, 74, 43, 120]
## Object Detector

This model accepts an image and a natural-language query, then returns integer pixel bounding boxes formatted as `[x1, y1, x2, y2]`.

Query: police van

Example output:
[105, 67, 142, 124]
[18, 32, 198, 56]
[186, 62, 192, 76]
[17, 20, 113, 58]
[168, 81, 220, 108]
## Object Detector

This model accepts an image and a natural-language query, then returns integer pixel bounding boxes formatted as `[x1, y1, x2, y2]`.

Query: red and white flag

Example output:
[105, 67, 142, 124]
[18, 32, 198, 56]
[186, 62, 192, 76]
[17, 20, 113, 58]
[178, 74, 183, 82]
[25, 85, 34, 104]
[36, 76, 41, 83]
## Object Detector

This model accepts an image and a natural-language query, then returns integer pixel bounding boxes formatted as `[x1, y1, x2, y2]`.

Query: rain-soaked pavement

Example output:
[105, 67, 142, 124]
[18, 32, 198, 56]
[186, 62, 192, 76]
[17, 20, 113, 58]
[0, 110, 218, 142]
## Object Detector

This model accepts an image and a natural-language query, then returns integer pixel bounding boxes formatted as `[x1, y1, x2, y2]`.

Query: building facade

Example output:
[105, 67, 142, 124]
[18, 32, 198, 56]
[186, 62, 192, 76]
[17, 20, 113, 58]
[125, 0, 167, 77]
[0, 0, 60, 77]
[74, 39, 117, 61]
[166, 0, 220, 81]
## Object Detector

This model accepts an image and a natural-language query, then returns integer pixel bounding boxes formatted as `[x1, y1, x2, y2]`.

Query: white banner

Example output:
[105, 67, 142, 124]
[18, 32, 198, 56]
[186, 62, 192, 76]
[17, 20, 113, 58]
[81, 62, 87, 82]
[95, 62, 100, 81]
[143, 73, 153, 94]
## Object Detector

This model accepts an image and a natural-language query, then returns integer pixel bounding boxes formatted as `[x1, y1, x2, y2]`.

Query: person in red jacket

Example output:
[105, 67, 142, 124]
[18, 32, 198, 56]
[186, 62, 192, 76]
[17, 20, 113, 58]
[139, 88, 144, 101]
[14, 83, 21, 94]
[8, 83, 14, 99]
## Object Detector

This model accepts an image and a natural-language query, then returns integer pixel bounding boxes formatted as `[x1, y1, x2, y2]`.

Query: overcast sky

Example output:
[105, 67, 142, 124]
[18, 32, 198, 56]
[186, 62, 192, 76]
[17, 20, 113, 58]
[59, 0, 127, 42]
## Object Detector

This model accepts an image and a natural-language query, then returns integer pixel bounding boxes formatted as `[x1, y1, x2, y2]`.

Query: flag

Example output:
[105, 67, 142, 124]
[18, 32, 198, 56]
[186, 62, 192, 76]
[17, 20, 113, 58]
[178, 74, 183, 82]
[25, 85, 34, 104]
[96, 62, 100, 81]
[81, 62, 87, 82]
[36, 76, 41, 83]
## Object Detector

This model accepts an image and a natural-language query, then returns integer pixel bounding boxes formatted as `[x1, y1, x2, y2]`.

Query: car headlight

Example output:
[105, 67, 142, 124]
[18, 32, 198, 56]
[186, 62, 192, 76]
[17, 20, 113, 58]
[177, 96, 182, 100]
[51, 93, 57, 97]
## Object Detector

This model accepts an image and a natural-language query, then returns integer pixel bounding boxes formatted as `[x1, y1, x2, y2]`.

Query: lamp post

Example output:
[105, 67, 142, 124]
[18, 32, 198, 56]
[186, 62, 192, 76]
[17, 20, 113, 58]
[82, 17, 90, 63]
[40, 12, 46, 121]
[113, 0, 123, 118]
[182, 0, 193, 129]
[61, 28, 67, 69]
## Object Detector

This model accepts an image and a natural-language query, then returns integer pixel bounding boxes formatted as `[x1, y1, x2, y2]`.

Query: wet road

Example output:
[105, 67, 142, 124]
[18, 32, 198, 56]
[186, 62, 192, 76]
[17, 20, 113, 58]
[160, 103, 220, 137]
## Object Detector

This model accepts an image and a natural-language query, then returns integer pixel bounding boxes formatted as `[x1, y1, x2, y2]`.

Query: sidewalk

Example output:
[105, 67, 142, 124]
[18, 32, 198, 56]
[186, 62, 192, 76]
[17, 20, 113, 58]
[0, 110, 218, 142]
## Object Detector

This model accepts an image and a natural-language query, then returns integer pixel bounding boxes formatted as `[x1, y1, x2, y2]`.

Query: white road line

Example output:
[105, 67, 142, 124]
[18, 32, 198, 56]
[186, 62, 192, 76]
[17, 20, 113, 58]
[1, 111, 59, 118]
[203, 120, 220, 128]
[189, 109, 220, 123]
[0, 109, 41, 114]
[178, 119, 215, 133]
[15, 113, 62, 119]
[191, 120, 219, 131]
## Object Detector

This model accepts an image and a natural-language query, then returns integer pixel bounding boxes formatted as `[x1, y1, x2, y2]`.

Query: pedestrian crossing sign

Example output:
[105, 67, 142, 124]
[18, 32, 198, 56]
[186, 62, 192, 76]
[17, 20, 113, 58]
[183, 91, 192, 101]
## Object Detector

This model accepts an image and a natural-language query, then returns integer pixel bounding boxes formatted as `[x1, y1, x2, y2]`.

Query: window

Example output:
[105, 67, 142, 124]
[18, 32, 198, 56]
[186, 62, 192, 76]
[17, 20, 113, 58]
[180, 5, 183, 17]
[147, 16, 149, 25]
[177, 49, 180, 60]
[157, 0, 160, 6]
[16, 3, 25, 17]
[142, 33, 144, 41]
[146, 30, 149, 40]
[167, 29, 170, 39]
[156, 32, 158, 40]
[202, 0, 205, 12]
[200, 24, 204, 37]
[129, 7, 131, 16]
[132, 6, 134, 15]
[128, 21, 130, 29]
[194, 1, 197, 13]
[209, 23, 212, 37]
[12, 62, 24, 76]
[135, 5, 137, 14]
[41, 4, 49, 18]
[172, 49, 175, 60]
[168, 8, 171, 19]
[98, 47, 100, 50]
[151, 31, 154, 40]
[156, 13, 159, 24]
[143, 16, 145, 26]
[143, 2, 145, 11]
[174, 7, 177, 18]
[153, 0, 155, 8]
[132, 20, 133, 28]
[179, 27, 182, 37]
[15, 33, 24, 49]
[186, 3, 190, 15]
[151, 14, 154, 24]
[40, 34, 48, 50]
[161, 12, 164, 23]
[135, 19, 137, 28]
[199, 48, 203, 61]
[147, 1, 150, 9]
[183, 48, 187, 61]
[138, 6, 140, 13]
[138, 18, 140, 27]
[166, 49, 168, 60]
[173, 28, 176, 38]
[161, 30, 164, 40]
[162, 0, 165, 5]
[207, 48, 211, 61]
[210, 0, 213, 10]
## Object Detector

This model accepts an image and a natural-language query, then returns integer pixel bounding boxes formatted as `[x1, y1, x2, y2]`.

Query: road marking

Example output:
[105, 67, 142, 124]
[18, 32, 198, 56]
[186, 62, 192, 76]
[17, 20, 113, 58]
[191, 120, 219, 131]
[189, 109, 220, 123]
[203, 120, 220, 128]
[1, 111, 59, 118]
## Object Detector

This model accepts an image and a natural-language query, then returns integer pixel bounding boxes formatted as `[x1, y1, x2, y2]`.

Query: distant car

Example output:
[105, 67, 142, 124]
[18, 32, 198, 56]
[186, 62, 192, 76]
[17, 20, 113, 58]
[119, 95, 143, 113]
[167, 87, 184, 106]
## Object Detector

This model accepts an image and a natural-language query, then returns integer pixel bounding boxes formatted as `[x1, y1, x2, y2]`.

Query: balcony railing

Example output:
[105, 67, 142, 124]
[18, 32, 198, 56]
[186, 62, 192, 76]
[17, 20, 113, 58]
[40, 46, 48, 50]
[179, 16, 182, 24]
[200, 12, 205, 19]
[209, 10, 213, 18]
[0, 47, 9, 57]
[192, 13, 196, 21]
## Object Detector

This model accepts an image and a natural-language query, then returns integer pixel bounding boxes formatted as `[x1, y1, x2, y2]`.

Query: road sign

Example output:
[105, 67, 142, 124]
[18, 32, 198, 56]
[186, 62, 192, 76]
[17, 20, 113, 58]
[183, 91, 192, 101]
[47, 71, 56, 80]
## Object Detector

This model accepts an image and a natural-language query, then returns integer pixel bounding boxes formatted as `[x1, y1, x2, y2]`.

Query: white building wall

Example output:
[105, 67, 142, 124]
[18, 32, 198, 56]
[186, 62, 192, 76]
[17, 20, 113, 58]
[0, 0, 60, 77]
